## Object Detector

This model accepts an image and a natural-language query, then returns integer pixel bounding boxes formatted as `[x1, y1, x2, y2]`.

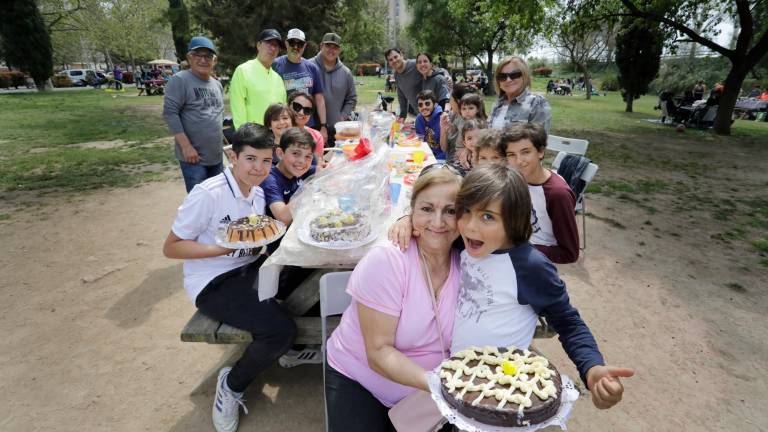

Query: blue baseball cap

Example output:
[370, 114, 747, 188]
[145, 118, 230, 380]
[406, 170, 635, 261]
[188, 36, 217, 54]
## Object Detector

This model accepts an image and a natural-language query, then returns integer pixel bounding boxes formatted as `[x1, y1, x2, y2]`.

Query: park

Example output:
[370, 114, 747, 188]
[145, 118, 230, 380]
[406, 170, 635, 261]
[1, 1, 767, 432]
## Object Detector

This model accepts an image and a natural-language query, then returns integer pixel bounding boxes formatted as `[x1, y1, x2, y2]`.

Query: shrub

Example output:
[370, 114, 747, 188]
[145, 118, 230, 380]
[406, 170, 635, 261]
[533, 67, 553, 77]
[0, 71, 27, 89]
[52, 75, 73, 87]
[600, 75, 620, 91]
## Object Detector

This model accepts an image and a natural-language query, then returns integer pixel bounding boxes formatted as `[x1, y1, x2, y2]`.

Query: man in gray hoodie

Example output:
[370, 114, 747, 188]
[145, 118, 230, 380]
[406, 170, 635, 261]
[311, 32, 357, 143]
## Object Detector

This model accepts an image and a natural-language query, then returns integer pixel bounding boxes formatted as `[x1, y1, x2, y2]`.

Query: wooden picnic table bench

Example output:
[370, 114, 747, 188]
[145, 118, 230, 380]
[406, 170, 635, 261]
[180, 267, 557, 344]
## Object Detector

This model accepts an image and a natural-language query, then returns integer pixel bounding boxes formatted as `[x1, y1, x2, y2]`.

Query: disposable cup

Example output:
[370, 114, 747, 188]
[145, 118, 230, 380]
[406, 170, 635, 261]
[390, 183, 402, 205]
[337, 195, 355, 213]
[412, 150, 426, 165]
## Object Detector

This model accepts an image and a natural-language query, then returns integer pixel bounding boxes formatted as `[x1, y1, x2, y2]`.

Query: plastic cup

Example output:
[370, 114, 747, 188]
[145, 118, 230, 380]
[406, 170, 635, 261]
[337, 195, 355, 213]
[389, 182, 402, 205]
[412, 150, 426, 165]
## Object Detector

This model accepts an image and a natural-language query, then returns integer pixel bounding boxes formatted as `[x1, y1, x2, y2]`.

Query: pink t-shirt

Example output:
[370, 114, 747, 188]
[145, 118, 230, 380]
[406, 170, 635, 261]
[327, 239, 460, 407]
[305, 126, 325, 155]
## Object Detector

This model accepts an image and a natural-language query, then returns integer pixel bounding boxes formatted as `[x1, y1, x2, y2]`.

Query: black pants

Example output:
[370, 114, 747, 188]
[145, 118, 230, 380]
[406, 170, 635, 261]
[195, 257, 297, 393]
[325, 362, 396, 432]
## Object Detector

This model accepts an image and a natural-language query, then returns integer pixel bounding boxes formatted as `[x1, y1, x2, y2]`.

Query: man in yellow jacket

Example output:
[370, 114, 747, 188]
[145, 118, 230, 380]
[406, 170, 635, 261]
[230, 29, 287, 128]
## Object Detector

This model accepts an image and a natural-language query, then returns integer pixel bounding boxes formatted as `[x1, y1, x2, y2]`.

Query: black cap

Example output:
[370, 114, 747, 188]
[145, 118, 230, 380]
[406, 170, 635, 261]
[258, 29, 282, 42]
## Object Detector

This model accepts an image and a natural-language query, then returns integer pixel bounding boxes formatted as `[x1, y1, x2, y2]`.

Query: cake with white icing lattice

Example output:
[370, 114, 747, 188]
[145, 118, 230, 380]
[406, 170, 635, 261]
[439, 346, 562, 427]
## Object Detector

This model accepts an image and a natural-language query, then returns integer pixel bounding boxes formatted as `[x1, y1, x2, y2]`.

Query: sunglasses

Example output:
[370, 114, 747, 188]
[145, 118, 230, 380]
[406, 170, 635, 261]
[291, 101, 314, 116]
[418, 163, 461, 178]
[287, 39, 306, 48]
[497, 70, 523, 81]
[417, 101, 433, 108]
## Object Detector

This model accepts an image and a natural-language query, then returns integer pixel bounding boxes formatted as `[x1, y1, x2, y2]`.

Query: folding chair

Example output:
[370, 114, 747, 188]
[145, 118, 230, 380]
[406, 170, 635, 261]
[546, 135, 589, 156]
[552, 151, 599, 250]
[319, 271, 353, 432]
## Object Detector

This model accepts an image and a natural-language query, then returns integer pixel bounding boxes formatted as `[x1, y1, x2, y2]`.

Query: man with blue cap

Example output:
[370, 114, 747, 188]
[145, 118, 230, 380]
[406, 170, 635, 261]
[163, 36, 225, 192]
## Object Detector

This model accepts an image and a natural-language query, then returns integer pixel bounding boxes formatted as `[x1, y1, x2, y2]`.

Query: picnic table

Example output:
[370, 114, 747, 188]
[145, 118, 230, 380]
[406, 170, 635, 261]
[142, 79, 166, 96]
[734, 99, 768, 121]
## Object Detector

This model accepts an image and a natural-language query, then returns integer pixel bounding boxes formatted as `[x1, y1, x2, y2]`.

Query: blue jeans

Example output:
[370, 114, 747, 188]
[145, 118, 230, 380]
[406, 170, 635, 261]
[179, 161, 223, 192]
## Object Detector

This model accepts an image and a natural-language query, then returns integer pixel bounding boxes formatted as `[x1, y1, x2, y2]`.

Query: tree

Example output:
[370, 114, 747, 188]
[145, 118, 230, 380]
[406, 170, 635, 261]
[167, 0, 191, 63]
[577, 0, 768, 135]
[408, 0, 548, 96]
[615, 16, 663, 112]
[192, 0, 342, 71]
[338, 0, 388, 63]
[550, 13, 613, 100]
[0, 0, 54, 90]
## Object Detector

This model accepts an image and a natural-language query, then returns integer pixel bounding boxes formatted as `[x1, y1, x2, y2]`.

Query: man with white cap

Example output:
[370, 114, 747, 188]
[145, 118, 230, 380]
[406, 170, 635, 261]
[311, 32, 357, 143]
[163, 36, 225, 192]
[230, 28, 287, 129]
[272, 28, 328, 141]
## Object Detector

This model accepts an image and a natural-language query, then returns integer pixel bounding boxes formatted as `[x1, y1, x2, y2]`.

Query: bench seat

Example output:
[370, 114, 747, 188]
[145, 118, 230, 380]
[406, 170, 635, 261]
[181, 310, 340, 344]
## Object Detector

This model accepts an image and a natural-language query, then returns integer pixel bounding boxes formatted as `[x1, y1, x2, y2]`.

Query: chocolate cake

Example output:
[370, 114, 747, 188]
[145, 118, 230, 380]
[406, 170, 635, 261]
[226, 214, 281, 243]
[439, 346, 561, 427]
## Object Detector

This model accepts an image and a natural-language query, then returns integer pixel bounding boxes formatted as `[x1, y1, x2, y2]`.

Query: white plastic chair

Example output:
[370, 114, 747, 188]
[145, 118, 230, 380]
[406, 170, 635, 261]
[319, 271, 353, 432]
[547, 135, 589, 156]
[552, 151, 599, 250]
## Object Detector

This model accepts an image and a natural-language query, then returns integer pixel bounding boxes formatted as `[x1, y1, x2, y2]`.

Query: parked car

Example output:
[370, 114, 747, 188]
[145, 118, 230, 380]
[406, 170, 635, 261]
[57, 69, 96, 86]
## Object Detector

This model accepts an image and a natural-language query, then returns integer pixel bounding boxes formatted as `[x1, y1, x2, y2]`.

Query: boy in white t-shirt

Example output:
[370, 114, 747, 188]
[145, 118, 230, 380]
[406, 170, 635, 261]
[163, 123, 296, 432]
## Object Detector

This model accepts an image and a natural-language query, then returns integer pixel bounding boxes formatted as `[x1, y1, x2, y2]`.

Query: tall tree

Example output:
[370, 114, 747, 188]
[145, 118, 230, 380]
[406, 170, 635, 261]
[550, 13, 613, 100]
[338, 0, 388, 63]
[408, 0, 548, 95]
[192, 0, 342, 71]
[0, 0, 54, 90]
[167, 0, 191, 63]
[577, 0, 768, 135]
[615, 16, 663, 112]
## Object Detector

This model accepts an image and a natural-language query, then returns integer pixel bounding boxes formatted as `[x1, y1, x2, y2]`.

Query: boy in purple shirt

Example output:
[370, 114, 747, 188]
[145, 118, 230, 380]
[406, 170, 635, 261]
[261, 127, 316, 225]
[414, 90, 445, 160]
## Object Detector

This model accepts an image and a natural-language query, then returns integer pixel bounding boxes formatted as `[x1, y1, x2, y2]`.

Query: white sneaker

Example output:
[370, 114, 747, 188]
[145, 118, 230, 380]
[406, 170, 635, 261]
[212, 367, 248, 432]
[278, 346, 323, 368]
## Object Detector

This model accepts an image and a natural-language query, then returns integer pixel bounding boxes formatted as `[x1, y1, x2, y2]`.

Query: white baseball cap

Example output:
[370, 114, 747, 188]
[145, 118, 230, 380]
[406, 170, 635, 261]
[286, 28, 306, 42]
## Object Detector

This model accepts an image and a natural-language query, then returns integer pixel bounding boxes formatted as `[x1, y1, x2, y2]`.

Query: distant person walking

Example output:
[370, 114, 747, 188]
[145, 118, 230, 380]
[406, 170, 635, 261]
[113, 65, 123, 90]
[163, 36, 225, 192]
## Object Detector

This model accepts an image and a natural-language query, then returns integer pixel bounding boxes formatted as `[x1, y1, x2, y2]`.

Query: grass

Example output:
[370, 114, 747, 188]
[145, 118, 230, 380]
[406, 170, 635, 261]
[0, 89, 174, 192]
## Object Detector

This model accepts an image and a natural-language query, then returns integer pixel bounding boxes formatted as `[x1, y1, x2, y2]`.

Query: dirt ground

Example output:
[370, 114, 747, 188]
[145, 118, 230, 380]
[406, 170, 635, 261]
[1, 134, 767, 432]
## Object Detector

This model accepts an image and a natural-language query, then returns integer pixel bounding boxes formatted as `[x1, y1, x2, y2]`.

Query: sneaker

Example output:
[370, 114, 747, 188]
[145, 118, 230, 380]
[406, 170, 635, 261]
[212, 367, 248, 432]
[278, 346, 323, 368]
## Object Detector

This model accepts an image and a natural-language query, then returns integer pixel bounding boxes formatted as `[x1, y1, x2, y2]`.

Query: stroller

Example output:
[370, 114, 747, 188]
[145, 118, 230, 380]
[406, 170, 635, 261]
[376, 92, 395, 113]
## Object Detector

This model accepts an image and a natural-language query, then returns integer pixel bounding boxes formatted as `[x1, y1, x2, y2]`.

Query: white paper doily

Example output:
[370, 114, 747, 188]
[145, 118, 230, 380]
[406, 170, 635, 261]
[426, 369, 579, 432]
[297, 222, 379, 250]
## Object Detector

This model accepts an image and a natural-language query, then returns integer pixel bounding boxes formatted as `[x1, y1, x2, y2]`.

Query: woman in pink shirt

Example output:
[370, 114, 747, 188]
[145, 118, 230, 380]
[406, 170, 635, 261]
[288, 91, 325, 158]
[325, 166, 463, 431]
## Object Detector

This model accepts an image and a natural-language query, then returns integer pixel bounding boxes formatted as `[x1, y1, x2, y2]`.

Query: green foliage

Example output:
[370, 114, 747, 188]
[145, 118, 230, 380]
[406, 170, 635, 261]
[615, 16, 663, 111]
[167, 0, 191, 62]
[408, 0, 549, 94]
[192, 0, 342, 71]
[649, 56, 730, 95]
[0, 0, 54, 88]
[338, 0, 388, 63]
[600, 75, 620, 91]
[532, 67, 553, 77]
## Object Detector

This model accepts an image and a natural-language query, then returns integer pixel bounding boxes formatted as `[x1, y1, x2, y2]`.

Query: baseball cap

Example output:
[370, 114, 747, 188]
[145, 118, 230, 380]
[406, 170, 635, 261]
[286, 28, 306, 42]
[321, 33, 342, 46]
[258, 29, 282, 42]
[188, 36, 217, 54]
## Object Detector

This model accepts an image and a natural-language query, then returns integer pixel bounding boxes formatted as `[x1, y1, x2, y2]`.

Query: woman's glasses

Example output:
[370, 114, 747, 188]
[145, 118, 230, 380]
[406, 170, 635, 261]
[497, 70, 523, 81]
[418, 163, 461, 178]
[291, 101, 314, 116]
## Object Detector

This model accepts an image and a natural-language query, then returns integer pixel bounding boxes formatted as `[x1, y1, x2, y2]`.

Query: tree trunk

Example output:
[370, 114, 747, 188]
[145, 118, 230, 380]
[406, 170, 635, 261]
[578, 63, 591, 100]
[625, 90, 634, 112]
[484, 48, 496, 96]
[714, 61, 750, 135]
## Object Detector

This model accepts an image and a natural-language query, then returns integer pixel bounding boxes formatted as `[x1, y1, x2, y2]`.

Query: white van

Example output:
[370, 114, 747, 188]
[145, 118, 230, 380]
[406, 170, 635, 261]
[58, 69, 95, 86]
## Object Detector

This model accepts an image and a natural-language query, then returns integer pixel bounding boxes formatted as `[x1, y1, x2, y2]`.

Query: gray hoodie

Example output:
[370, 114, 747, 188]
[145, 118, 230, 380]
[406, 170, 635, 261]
[311, 54, 357, 132]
